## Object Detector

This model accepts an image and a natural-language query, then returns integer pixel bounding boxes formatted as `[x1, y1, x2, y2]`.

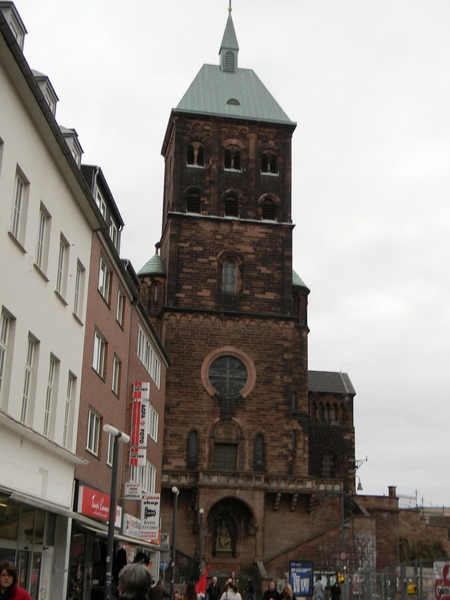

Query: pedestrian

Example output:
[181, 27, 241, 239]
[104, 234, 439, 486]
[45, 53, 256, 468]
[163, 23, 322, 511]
[280, 584, 295, 600]
[133, 552, 150, 566]
[262, 581, 280, 600]
[327, 582, 341, 600]
[220, 581, 242, 600]
[206, 577, 221, 600]
[0, 562, 32, 600]
[117, 564, 153, 600]
[313, 577, 325, 600]
[149, 580, 170, 600]
[244, 578, 255, 600]
[183, 582, 202, 600]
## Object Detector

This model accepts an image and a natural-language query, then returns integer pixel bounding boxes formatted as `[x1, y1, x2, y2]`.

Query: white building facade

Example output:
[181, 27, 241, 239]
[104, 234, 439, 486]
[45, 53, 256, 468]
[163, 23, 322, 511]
[0, 3, 102, 598]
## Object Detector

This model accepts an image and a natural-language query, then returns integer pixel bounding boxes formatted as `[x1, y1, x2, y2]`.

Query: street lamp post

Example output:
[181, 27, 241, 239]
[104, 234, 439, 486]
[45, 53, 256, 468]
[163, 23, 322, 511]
[103, 424, 130, 600]
[170, 487, 179, 600]
[198, 508, 204, 577]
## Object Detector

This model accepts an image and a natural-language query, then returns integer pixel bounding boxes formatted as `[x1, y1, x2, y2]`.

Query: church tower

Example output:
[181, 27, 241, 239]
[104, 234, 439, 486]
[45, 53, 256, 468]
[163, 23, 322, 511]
[139, 7, 356, 580]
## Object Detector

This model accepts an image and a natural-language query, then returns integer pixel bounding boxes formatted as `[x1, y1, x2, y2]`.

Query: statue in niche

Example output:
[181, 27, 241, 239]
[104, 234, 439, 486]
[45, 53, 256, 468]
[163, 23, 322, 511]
[216, 522, 232, 551]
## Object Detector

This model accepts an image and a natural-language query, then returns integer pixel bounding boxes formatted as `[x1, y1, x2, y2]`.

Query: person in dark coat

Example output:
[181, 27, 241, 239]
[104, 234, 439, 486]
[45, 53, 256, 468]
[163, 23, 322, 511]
[118, 564, 152, 600]
[244, 578, 255, 600]
[327, 582, 341, 600]
[206, 577, 221, 600]
[149, 580, 170, 600]
[262, 581, 280, 600]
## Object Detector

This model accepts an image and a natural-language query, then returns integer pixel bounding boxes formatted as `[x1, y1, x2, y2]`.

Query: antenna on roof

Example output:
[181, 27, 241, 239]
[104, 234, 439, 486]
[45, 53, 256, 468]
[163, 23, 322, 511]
[228, 0, 232, 12]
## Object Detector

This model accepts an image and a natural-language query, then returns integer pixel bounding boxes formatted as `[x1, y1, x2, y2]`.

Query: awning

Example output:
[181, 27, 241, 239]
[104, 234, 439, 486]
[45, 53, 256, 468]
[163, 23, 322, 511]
[74, 521, 161, 550]
[6, 489, 161, 550]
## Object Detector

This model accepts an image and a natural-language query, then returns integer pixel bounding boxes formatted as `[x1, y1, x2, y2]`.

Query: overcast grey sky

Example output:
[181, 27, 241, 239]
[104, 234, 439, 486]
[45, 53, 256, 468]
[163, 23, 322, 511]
[14, 0, 450, 506]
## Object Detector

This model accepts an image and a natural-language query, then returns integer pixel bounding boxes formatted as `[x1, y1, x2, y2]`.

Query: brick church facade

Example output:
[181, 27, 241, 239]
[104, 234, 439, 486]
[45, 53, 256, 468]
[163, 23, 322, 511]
[138, 9, 376, 581]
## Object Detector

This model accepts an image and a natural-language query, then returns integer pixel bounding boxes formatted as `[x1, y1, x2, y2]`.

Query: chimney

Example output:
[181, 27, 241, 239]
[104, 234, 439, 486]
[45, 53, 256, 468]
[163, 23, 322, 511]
[388, 486, 397, 498]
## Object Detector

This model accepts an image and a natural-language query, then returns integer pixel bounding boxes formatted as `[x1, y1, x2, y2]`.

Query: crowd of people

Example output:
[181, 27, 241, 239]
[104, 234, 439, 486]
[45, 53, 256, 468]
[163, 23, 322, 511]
[1, 553, 342, 600]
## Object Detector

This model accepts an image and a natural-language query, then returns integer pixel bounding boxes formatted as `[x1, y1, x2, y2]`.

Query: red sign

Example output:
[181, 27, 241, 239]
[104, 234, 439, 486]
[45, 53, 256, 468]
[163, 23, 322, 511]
[78, 485, 121, 526]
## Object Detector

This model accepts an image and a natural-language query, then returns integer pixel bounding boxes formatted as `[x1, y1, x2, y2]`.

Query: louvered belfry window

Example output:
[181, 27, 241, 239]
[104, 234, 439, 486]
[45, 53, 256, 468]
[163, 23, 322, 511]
[225, 196, 238, 216]
[224, 51, 235, 72]
[262, 199, 276, 220]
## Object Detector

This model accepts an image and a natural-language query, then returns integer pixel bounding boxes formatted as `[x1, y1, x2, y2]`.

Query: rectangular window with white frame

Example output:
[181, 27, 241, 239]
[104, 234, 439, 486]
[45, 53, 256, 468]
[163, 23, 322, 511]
[10, 169, 29, 247]
[92, 330, 107, 378]
[131, 460, 156, 493]
[98, 257, 111, 303]
[116, 289, 125, 327]
[147, 403, 159, 442]
[35, 203, 51, 275]
[107, 433, 114, 467]
[0, 309, 14, 405]
[137, 326, 162, 388]
[73, 260, 86, 320]
[95, 187, 107, 219]
[86, 408, 101, 456]
[43, 355, 59, 438]
[55, 234, 70, 298]
[21, 335, 39, 424]
[63, 372, 76, 449]
[112, 355, 121, 396]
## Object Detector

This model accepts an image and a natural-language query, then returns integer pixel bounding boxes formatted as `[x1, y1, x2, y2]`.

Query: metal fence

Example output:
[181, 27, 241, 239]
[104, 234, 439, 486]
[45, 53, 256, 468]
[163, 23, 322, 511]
[340, 559, 450, 600]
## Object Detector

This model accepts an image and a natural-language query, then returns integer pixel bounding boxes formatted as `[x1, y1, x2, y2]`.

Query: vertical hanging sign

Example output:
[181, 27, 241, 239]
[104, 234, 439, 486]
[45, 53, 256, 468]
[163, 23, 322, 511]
[130, 382, 150, 466]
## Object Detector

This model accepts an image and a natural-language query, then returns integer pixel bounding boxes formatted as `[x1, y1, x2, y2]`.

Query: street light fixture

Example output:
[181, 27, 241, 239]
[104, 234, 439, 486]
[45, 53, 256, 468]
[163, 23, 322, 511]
[170, 486, 179, 600]
[103, 424, 130, 600]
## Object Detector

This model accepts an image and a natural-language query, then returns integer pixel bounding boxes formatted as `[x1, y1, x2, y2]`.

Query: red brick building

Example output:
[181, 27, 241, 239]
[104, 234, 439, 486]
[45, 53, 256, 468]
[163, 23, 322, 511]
[69, 165, 169, 599]
[138, 10, 400, 585]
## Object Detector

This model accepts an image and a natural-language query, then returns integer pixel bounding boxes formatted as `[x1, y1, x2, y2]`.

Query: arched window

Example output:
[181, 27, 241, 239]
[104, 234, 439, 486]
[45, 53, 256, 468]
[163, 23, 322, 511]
[187, 142, 205, 167]
[187, 430, 198, 469]
[187, 192, 201, 213]
[222, 261, 237, 293]
[224, 149, 241, 170]
[311, 402, 318, 421]
[261, 151, 277, 174]
[225, 196, 239, 217]
[322, 451, 336, 478]
[254, 434, 265, 470]
[262, 199, 276, 220]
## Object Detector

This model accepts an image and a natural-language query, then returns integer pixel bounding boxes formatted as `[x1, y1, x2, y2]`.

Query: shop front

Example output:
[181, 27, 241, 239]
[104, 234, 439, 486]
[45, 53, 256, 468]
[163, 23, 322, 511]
[68, 484, 160, 600]
[0, 489, 72, 600]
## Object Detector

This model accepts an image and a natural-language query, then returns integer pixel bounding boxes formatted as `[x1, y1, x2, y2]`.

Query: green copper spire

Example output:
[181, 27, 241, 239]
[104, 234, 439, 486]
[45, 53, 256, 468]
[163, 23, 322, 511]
[219, 10, 239, 72]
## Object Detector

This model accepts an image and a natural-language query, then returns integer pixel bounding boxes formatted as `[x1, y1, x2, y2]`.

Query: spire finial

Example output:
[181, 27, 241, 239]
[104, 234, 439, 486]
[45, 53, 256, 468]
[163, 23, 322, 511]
[228, 0, 232, 12]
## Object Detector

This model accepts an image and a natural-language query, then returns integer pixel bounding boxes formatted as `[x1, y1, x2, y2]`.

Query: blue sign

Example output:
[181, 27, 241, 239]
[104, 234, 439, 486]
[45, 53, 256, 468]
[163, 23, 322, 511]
[289, 561, 313, 597]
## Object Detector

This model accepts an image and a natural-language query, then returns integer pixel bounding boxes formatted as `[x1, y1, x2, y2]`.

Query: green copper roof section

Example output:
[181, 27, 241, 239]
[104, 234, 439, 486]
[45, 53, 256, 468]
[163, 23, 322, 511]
[175, 64, 295, 125]
[292, 269, 308, 289]
[175, 8, 294, 125]
[138, 254, 167, 277]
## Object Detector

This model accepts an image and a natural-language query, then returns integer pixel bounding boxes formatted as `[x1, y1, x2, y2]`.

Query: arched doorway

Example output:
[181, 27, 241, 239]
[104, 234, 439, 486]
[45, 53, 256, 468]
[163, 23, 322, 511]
[207, 498, 256, 566]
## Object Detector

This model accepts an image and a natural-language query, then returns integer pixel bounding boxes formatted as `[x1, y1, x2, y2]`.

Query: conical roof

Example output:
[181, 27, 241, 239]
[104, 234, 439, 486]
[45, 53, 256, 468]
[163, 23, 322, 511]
[138, 254, 167, 277]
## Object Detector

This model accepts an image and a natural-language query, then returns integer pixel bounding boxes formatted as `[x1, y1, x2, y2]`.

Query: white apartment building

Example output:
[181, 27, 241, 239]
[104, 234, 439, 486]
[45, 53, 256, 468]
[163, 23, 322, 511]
[0, 3, 103, 598]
